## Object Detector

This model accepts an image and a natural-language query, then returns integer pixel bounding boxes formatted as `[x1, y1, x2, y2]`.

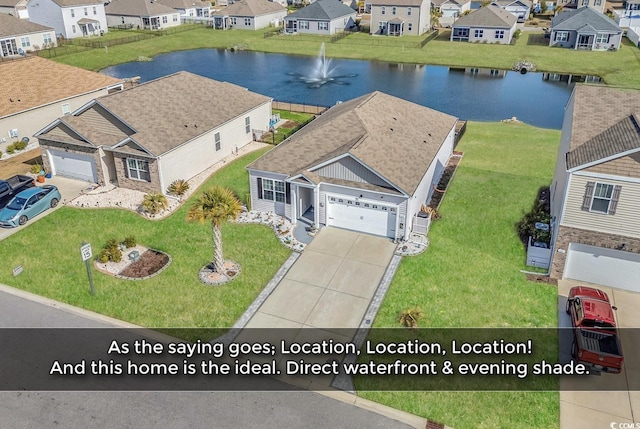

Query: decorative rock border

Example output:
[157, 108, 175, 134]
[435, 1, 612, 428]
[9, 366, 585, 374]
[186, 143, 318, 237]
[198, 260, 241, 286]
[395, 233, 430, 256]
[235, 210, 307, 252]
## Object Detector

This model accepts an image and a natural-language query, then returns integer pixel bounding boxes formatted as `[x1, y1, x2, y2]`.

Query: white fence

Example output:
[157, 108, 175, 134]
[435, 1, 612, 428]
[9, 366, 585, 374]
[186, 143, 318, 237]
[628, 27, 640, 47]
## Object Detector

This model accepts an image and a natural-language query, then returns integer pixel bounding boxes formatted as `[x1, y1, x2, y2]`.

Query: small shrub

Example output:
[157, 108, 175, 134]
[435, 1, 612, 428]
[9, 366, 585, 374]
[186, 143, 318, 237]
[123, 236, 136, 248]
[514, 29, 522, 39]
[142, 193, 168, 215]
[110, 249, 123, 263]
[13, 140, 27, 150]
[6, 144, 15, 154]
[100, 238, 123, 263]
[398, 308, 424, 330]
[98, 250, 110, 263]
[167, 179, 189, 197]
[30, 163, 43, 175]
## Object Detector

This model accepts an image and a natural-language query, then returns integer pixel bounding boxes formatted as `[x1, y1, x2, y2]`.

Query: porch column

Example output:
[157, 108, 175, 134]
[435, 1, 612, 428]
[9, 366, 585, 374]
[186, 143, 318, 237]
[290, 185, 297, 224]
[314, 186, 320, 229]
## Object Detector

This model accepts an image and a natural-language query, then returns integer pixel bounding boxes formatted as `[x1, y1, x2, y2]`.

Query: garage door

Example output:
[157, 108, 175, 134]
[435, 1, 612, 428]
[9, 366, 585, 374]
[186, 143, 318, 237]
[326, 195, 397, 238]
[564, 243, 640, 292]
[49, 150, 97, 182]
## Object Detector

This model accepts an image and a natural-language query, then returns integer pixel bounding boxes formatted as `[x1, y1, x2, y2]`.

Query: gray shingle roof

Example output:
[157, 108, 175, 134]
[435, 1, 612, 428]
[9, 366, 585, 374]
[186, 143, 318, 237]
[155, 0, 211, 9]
[213, 0, 285, 17]
[38, 72, 272, 157]
[52, 0, 104, 6]
[491, 0, 532, 8]
[105, 0, 176, 17]
[286, 0, 356, 20]
[0, 13, 54, 38]
[452, 5, 516, 28]
[551, 6, 621, 33]
[368, 0, 426, 6]
[248, 91, 458, 196]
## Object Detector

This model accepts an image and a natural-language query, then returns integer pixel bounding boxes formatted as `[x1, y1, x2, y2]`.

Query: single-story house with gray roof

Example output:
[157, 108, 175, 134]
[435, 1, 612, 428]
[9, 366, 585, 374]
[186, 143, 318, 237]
[247, 91, 458, 240]
[549, 6, 622, 50]
[450, 5, 517, 44]
[284, 0, 357, 34]
[105, 0, 180, 30]
[212, 0, 286, 30]
[0, 13, 56, 57]
[156, 0, 211, 22]
[35, 72, 272, 193]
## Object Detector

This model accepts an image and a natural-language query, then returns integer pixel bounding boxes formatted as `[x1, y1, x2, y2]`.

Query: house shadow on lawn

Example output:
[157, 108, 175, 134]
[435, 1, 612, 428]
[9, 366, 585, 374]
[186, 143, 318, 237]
[527, 33, 550, 46]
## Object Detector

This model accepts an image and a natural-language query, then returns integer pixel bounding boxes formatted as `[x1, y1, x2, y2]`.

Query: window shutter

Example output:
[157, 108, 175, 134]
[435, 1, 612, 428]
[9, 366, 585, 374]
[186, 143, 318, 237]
[257, 177, 263, 200]
[581, 181, 595, 211]
[285, 182, 291, 204]
[123, 158, 129, 178]
[608, 185, 622, 215]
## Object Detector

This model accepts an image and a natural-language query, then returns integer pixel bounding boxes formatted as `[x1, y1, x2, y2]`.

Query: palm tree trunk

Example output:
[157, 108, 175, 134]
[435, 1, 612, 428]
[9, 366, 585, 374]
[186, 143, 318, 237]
[212, 222, 225, 274]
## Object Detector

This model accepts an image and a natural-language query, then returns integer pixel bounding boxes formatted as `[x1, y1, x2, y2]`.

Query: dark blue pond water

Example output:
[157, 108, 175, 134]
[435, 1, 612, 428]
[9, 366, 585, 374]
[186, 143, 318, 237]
[102, 48, 576, 129]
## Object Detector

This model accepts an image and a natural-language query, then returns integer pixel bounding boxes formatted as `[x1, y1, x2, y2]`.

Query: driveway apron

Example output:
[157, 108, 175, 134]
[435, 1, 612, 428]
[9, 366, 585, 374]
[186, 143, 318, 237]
[245, 227, 396, 332]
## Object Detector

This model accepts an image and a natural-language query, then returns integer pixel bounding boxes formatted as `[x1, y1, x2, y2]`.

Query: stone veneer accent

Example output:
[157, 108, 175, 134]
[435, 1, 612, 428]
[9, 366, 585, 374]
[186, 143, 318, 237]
[550, 225, 640, 279]
[112, 153, 161, 194]
[40, 140, 105, 184]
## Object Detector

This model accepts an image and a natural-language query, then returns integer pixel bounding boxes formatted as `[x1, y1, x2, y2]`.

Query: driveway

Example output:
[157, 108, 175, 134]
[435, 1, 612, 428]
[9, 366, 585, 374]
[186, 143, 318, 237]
[246, 227, 396, 331]
[559, 279, 640, 429]
[0, 176, 94, 241]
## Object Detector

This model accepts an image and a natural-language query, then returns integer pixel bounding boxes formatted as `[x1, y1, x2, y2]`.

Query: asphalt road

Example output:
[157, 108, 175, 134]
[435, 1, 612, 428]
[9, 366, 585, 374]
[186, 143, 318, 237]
[0, 286, 418, 429]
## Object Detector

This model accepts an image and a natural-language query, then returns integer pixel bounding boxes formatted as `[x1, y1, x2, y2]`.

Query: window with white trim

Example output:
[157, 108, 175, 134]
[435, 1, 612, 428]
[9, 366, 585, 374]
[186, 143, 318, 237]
[392, 6, 396, 14]
[173, 14, 178, 22]
[215, 132, 221, 151]
[379, 21, 386, 30]
[70, 8, 75, 17]
[20, 37, 30, 48]
[127, 158, 151, 181]
[318, 21, 328, 31]
[581, 0, 588, 5]
[381, 6, 386, 14]
[231, 17, 237, 25]
[408, 22, 412, 31]
[474, 29, 483, 38]
[93, 6, 97, 15]
[62, 103, 71, 115]
[595, 33, 609, 43]
[72, 25, 76, 34]
[244, 18, 251, 26]
[299, 20, 309, 29]
[495, 30, 505, 39]
[407, 7, 412, 15]
[43, 33, 53, 45]
[260, 179, 286, 202]
[581, 181, 621, 214]
[245, 116, 251, 134]
[84, 7, 88, 16]
[555, 31, 568, 42]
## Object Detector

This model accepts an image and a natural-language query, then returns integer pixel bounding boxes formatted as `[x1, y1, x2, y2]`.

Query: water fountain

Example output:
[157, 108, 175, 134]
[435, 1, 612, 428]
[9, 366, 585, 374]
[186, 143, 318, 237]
[289, 43, 356, 88]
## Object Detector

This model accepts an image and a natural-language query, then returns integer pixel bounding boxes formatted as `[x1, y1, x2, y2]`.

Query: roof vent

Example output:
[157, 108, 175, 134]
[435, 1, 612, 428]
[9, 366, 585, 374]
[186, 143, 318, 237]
[390, 128, 393, 132]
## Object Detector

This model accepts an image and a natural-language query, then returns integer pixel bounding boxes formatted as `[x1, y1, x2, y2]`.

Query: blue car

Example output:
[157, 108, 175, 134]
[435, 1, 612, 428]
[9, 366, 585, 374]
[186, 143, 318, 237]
[0, 185, 62, 228]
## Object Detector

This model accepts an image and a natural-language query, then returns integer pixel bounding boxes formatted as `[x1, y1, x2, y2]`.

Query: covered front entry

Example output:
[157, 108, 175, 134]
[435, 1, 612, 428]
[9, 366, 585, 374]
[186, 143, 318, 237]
[48, 149, 97, 182]
[564, 243, 640, 292]
[326, 195, 397, 238]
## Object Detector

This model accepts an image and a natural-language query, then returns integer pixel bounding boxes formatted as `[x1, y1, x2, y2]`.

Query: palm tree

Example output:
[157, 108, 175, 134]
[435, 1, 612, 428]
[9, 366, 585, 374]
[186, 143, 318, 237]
[187, 186, 242, 274]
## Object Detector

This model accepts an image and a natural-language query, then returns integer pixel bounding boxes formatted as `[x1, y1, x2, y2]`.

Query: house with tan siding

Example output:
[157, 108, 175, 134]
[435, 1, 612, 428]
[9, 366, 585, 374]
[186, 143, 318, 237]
[0, 13, 55, 57]
[35, 72, 272, 193]
[212, 0, 286, 30]
[450, 5, 517, 44]
[105, 0, 181, 30]
[369, 0, 430, 36]
[0, 56, 122, 158]
[156, 0, 211, 22]
[549, 84, 640, 292]
[247, 91, 458, 241]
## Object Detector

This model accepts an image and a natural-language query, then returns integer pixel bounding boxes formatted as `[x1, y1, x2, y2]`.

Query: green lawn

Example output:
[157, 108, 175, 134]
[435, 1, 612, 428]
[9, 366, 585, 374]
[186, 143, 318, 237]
[51, 27, 640, 88]
[359, 122, 561, 429]
[0, 148, 291, 328]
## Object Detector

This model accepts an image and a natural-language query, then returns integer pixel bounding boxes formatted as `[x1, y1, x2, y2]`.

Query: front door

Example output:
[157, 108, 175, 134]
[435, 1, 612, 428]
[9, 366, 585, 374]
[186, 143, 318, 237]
[578, 34, 592, 49]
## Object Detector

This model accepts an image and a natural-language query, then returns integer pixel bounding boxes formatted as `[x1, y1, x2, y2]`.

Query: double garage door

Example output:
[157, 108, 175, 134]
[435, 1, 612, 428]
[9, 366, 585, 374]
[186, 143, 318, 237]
[326, 195, 397, 238]
[564, 243, 640, 293]
[49, 150, 97, 183]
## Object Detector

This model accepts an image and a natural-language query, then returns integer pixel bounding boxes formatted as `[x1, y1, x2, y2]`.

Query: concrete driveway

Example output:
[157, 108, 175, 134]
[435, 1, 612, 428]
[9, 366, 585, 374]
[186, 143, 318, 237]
[559, 279, 640, 429]
[246, 227, 396, 331]
[0, 176, 94, 241]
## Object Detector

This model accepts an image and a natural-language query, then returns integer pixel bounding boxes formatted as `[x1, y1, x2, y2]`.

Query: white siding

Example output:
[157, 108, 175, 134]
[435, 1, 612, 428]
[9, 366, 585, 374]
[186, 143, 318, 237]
[562, 174, 640, 239]
[106, 15, 145, 28]
[29, 0, 108, 39]
[159, 102, 271, 192]
[27, 0, 65, 38]
[252, 11, 287, 29]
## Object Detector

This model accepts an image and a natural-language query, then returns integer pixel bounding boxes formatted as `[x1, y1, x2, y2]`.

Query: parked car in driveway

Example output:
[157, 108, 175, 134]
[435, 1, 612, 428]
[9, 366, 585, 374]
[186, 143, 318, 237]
[0, 175, 35, 209]
[0, 185, 61, 228]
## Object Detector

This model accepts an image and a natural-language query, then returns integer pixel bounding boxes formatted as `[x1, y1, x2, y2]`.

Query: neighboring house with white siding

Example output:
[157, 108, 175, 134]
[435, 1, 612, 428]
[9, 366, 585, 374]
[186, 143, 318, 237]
[0, 13, 55, 57]
[549, 84, 640, 293]
[613, 0, 640, 28]
[27, 0, 107, 39]
[156, 0, 211, 22]
[431, 0, 471, 27]
[0, 0, 29, 19]
[247, 91, 458, 241]
[557, 0, 605, 15]
[369, 0, 431, 36]
[284, 0, 357, 34]
[35, 72, 272, 193]
[212, 0, 286, 30]
[0, 56, 122, 158]
[105, 0, 181, 30]
[490, 0, 531, 22]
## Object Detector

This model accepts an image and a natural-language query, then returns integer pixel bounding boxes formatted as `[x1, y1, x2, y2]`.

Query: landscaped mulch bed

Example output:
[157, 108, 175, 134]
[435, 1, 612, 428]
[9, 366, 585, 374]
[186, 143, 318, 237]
[119, 250, 170, 278]
[428, 153, 462, 211]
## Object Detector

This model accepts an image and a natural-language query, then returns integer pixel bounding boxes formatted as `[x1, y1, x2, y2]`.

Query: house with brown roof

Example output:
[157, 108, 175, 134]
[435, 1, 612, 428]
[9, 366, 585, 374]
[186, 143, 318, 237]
[35, 72, 272, 192]
[27, 0, 107, 39]
[549, 85, 640, 292]
[246, 91, 458, 240]
[156, 0, 211, 22]
[212, 0, 286, 30]
[0, 0, 29, 19]
[0, 13, 56, 57]
[105, 0, 181, 30]
[450, 4, 517, 43]
[369, 0, 431, 36]
[0, 56, 122, 158]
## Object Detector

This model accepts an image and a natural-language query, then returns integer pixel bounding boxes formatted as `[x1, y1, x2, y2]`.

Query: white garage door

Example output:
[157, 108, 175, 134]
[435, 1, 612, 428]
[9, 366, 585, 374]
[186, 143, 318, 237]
[49, 150, 97, 182]
[564, 243, 640, 292]
[326, 195, 397, 238]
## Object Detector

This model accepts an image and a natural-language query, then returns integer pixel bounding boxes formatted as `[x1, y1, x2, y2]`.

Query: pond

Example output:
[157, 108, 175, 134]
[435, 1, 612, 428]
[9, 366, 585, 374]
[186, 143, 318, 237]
[101, 48, 590, 129]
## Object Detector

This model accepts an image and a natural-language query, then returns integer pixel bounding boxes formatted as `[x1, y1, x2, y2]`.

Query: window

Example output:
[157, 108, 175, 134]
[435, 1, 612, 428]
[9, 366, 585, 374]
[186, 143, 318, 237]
[43, 33, 52, 45]
[163, 16, 168, 24]
[392, 6, 396, 14]
[581, 181, 621, 214]
[381, 6, 386, 14]
[378, 21, 386, 30]
[495, 30, 505, 39]
[173, 14, 178, 22]
[555, 31, 568, 42]
[408, 23, 412, 31]
[407, 7, 412, 15]
[318, 22, 328, 31]
[93, 6, 96, 15]
[72, 25, 76, 34]
[20, 37, 30, 48]
[70, 8, 75, 17]
[231, 17, 237, 25]
[299, 20, 309, 29]
[245, 116, 251, 134]
[214, 132, 221, 151]
[259, 178, 286, 202]
[474, 29, 483, 38]
[244, 18, 251, 26]
[596, 33, 609, 43]
[581, 0, 588, 5]
[126, 158, 150, 181]
[84, 7, 88, 15]
[62, 103, 71, 115]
